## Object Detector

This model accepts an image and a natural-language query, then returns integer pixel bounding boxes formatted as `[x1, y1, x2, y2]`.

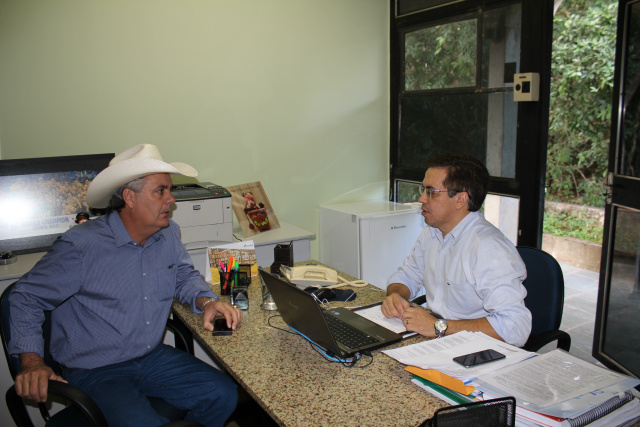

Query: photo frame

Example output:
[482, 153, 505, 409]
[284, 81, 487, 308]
[226, 181, 280, 237]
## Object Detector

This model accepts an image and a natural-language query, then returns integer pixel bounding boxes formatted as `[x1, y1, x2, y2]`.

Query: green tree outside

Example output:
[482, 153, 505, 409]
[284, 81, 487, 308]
[547, 0, 618, 207]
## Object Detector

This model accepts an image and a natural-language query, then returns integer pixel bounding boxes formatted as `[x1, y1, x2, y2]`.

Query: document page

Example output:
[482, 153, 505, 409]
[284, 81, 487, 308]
[382, 331, 534, 380]
[475, 349, 640, 417]
[354, 304, 410, 335]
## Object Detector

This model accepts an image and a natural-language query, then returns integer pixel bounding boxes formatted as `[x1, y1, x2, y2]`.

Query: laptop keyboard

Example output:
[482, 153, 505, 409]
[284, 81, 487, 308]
[323, 312, 379, 349]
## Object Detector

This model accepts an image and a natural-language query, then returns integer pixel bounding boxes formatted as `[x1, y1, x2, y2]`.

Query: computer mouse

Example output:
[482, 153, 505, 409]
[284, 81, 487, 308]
[312, 288, 336, 300]
[304, 286, 336, 300]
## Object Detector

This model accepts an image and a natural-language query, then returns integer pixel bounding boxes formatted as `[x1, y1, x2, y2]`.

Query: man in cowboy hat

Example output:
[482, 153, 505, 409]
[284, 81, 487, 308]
[8, 144, 242, 427]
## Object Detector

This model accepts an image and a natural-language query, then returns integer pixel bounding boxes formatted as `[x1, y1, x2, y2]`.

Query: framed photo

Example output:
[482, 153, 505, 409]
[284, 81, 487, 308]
[226, 181, 280, 237]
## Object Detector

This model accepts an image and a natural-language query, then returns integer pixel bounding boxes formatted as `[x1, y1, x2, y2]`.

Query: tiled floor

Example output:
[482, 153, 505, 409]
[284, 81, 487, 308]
[539, 262, 601, 364]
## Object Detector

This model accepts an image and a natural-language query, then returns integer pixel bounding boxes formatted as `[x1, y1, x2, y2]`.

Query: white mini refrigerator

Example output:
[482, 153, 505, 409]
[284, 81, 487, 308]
[319, 201, 425, 289]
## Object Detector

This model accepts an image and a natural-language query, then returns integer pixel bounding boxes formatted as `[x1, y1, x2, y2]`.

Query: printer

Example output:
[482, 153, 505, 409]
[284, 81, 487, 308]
[170, 182, 233, 251]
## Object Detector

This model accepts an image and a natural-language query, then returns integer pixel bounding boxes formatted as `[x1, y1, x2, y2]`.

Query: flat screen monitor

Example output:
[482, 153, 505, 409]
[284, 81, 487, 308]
[0, 153, 113, 254]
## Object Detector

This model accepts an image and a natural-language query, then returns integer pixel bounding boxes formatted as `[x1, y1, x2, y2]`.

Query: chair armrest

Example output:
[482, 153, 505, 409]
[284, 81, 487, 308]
[161, 421, 206, 427]
[6, 385, 36, 427]
[523, 330, 571, 352]
[6, 381, 108, 427]
[166, 317, 194, 355]
[47, 380, 108, 426]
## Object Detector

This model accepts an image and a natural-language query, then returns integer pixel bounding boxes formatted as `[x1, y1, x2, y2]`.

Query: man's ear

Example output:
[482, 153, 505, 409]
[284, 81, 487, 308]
[122, 188, 136, 208]
[455, 191, 469, 209]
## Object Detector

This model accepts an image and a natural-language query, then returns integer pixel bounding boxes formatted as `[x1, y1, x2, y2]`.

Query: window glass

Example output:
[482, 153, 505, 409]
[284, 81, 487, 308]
[483, 194, 520, 244]
[397, 180, 423, 204]
[404, 19, 477, 90]
[481, 4, 522, 88]
[399, 93, 488, 171]
[621, 2, 640, 177]
[602, 207, 640, 378]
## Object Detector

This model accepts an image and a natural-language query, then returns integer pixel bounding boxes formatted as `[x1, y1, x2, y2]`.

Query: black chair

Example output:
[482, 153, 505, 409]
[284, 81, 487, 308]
[0, 282, 198, 427]
[517, 246, 572, 352]
[420, 397, 516, 427]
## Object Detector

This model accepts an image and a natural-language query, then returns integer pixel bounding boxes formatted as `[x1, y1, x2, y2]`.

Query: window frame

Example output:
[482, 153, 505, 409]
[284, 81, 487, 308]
[389, 0, 554, 247]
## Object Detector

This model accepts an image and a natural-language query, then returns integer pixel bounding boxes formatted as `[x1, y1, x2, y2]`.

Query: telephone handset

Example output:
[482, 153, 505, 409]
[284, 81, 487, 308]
[279, 264, 370, 289]
[280, 265, 338, 288]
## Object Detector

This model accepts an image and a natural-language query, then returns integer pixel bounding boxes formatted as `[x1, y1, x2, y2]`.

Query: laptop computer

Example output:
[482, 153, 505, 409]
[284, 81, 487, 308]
[259, 269, 402, 359]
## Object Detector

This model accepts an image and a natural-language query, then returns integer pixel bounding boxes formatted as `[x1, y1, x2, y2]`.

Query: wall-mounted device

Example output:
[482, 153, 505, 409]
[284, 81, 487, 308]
[513, 72, 540, 102]
[170, 182, 233, 250]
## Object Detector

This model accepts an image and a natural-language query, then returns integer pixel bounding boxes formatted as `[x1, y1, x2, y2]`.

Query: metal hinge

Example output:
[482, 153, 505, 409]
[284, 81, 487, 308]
[604, 172, 614, 204]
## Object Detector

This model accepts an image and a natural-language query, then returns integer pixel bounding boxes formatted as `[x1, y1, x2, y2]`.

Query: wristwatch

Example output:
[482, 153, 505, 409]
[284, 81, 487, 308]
[434, 319, 448, 338]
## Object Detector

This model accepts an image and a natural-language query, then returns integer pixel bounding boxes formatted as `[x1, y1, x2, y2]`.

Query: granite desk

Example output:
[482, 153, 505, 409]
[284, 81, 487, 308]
[171, 261, 447, 427]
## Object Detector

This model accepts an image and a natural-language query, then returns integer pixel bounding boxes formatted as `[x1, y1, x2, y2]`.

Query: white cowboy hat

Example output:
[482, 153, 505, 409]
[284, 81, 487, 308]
[86, 144, 198, 208]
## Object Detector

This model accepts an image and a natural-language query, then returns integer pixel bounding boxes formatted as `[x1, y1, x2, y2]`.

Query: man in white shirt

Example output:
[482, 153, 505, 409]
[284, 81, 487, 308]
[381, 153, 531, 347]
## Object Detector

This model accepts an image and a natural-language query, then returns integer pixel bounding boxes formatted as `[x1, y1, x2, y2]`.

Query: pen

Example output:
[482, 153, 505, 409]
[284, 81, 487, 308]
[225, 256, 235, 289]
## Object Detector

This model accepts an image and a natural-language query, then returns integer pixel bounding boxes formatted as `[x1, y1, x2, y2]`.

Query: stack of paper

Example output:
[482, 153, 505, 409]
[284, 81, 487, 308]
[474, 349, 640, 421]
[383, 330, 535, 381]
[386, 332, 640, 427]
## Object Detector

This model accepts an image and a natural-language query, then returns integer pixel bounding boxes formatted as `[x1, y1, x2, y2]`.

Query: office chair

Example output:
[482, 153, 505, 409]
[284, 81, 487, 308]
[419, 397, 516, 427]
[517, 246, 572, 352]
[1, 282, 197, 427]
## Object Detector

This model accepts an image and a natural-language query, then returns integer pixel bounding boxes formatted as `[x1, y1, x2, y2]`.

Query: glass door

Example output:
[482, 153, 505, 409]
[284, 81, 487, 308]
[593, 0, 640, 379]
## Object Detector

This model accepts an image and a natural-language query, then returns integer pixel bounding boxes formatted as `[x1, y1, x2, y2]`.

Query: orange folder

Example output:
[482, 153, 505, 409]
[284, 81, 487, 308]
[405, 366, 475, 396]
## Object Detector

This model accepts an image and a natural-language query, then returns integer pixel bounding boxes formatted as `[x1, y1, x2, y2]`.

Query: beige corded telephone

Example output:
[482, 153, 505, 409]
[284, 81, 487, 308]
[280, 265, 338, 288]
[279, 265, 370, 289]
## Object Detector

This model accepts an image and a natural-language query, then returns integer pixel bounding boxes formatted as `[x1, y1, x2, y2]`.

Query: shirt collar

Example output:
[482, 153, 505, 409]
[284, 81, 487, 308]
[107, 211, 165, 248]
[428, 210, 480, 246]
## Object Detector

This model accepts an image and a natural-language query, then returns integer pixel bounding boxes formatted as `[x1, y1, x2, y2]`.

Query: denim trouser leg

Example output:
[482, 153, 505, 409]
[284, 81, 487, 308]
[63, 344, 238, 427]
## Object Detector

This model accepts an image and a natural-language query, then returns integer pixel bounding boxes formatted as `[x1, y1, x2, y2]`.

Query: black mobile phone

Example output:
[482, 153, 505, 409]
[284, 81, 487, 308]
[452, 349, 506, 368]
[212, 318, 232, 336]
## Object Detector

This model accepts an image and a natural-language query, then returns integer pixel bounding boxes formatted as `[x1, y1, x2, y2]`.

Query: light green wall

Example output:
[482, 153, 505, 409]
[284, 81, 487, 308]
[0, 0, 390, 259]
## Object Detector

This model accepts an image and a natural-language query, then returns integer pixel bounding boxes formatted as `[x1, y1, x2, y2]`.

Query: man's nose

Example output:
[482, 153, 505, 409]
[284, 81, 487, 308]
[419, 191, 428, 204]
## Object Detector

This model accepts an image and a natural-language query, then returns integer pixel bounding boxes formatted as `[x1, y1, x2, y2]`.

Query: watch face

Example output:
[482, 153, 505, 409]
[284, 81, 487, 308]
[435, 319, 447, 332]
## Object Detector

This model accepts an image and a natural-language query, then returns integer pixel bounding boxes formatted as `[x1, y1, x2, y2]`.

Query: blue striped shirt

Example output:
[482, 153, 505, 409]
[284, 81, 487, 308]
[8, 211, 216, 369]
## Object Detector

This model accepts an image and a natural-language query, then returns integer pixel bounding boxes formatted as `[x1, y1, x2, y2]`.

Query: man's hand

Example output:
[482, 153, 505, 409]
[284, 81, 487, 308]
[381, 293, 410, 319]
[15, 353, 67, 402]
[381, 283, 412, 319]
[401, 307, 438, 337]
[200, 300, 243, 332]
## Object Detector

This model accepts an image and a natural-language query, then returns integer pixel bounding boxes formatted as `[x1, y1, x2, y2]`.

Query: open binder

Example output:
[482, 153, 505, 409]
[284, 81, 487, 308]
[392, 334, 640, 427]
[412, 375, 639, 427]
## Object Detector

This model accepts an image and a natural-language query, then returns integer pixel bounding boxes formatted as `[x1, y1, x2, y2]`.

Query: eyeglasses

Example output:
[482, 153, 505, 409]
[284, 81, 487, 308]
[420, 185, 470, 201]
[420, 186, 450, 199]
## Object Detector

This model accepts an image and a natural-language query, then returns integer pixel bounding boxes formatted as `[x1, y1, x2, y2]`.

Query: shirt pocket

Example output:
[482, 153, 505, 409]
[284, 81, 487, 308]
[154, 267, 177, 303]
[445, 279, 481, 310]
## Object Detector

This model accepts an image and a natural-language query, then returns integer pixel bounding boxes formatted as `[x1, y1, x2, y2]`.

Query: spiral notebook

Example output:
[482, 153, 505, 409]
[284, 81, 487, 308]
[413, 375, 639, 427]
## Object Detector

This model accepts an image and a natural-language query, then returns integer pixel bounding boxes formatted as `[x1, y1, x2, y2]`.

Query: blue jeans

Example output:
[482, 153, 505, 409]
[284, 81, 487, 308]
[62, 344, 238, 427]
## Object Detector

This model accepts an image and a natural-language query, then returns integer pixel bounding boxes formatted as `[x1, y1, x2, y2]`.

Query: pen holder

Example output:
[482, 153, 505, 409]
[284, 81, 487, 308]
[219, 270, 237, 296]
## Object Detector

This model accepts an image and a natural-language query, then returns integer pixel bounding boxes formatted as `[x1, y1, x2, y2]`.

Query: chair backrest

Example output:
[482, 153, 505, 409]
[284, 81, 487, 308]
[516, 246, 565, 339]
[1, 282, 23, 379]
[1, 282, 61, 380]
